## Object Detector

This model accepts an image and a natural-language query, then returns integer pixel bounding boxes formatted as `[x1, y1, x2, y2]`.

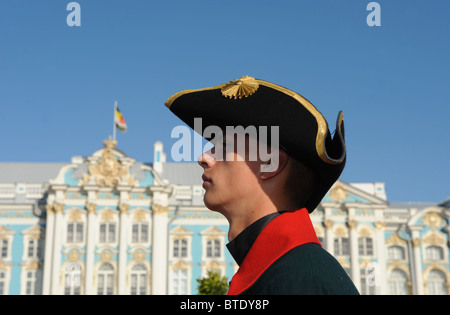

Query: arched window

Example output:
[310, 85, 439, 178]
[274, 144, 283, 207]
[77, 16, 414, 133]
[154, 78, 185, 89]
[358, 237, 373, 256]
[67, 222, 84, 243]
[426, 246, 444, 261]
[171, 269, 188, 295]
[388, 245, 406, 260]
[426, 270, 447, 295]
[99, 222, 116, 243]
[132, 222, 149, 243]
[334, 237, 350, 256]
[173, 239, 188, 258]
[388, 269, 408, 295]
[206, 239, 221, 258]
[64, 262, 81, 295]
[130, 264, 148, 295]
[0, 270, 7, 295]
[97, 263, 115, 295]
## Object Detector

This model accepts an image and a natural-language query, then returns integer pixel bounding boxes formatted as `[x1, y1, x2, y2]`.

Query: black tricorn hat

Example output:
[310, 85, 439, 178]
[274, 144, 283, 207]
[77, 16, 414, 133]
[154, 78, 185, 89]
[165, 76, 346, 213]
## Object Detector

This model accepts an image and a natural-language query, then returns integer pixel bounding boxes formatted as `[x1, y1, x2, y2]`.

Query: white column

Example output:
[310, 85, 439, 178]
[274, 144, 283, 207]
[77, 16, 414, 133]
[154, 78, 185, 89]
[84, 203, 97, 295]
[324, 220, 334, 255]
[348, 220, 360, 290]
[42, 205, 55, 295]
[375, 222, 387, 294]
[50, 203, 64, 295]
[118, 203, 129, 295]
[151, 204, 169, 294]
[411, 227, 424, 295]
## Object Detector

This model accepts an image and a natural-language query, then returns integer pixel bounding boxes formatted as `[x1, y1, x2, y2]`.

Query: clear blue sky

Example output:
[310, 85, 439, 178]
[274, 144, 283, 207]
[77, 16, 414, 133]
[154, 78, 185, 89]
[0, 0, 449, 202]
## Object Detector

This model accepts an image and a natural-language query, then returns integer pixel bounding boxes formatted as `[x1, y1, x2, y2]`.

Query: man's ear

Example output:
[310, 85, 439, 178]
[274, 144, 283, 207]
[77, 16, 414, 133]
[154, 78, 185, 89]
[259, 149, 289, 180]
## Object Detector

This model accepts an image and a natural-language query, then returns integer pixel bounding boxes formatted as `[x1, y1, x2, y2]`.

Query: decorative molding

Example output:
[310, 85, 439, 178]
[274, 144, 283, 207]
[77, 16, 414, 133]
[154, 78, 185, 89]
[152, 204, 169, 215]
[119, 203, 129, 215]
[53, 203, 64, 214]
[375, 222, 386, 231]
[86, 203, 97, 215]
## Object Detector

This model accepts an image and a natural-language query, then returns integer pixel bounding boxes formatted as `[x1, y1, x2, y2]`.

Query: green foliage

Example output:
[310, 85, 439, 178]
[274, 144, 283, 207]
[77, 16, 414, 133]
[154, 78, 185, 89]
[196, 271, 229, 295]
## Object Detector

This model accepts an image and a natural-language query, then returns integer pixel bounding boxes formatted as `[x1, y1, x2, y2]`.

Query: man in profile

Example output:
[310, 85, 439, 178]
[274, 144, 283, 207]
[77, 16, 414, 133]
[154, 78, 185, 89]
[165, 76, 358, 295]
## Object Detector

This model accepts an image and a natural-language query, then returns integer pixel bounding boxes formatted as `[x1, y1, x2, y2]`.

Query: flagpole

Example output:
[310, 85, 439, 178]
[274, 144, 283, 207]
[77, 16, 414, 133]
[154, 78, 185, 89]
[113, 101, 117, 141]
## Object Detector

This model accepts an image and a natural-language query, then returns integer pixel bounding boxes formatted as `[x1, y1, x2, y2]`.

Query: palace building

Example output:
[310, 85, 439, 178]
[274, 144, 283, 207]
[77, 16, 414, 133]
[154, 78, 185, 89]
[0, 139, 449, 295]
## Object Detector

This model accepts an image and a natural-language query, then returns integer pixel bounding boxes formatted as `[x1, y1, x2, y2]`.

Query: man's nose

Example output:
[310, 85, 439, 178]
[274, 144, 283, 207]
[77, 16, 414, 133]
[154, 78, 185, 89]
[198, 149, 216, 169]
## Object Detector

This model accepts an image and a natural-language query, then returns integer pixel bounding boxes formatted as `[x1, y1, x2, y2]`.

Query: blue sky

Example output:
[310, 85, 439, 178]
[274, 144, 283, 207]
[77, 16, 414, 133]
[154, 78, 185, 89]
[0, 0, 449, 202]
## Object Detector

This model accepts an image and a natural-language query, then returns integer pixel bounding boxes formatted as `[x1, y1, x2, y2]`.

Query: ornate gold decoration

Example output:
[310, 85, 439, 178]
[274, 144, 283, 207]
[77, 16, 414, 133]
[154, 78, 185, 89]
[323, 220, 334, 229]
[81, 138, 136, 187]
[53, 203, 64, 214]
[172, 260, 190, 269]
[45, 204, 54, 215]
[221, 76, 259, 99]
[86, 203, 97, 215]
[386, 233, 407, 246]
[152, 204, 169, 215]
[133, 210, 147, 221]
[102, 251, 112, 263]
[134, 250, 145, 263]
[375, 222, 386, 231]
[423, 233, 446, 245]
[334, 226, 348, 237]
[412, 238, 421, 248]
[330, 186, 347, 202]
[348, 220, 357, 230]
[23, 261, 40, 270]
[100, 210, 115, 221]
[119, 203, 129, 215]
[423, 212, 443, 229]
[69, 250, 79, 262]
[69, 210, 83, 221]
[358, 228, 372, 237]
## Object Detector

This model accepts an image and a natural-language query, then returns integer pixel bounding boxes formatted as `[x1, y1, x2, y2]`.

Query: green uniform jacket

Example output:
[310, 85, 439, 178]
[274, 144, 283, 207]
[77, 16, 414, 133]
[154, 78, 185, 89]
[227, 209, 359, 295]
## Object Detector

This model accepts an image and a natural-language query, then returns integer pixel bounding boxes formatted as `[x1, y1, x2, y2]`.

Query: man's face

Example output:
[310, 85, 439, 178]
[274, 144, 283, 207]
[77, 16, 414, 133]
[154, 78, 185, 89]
[198, 134, 262, 213]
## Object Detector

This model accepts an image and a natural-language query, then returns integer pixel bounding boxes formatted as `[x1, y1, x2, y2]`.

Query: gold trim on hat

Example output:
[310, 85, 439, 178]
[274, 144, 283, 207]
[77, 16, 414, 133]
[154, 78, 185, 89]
[221, 76, 259, 99]
[164, 77, 345, 165]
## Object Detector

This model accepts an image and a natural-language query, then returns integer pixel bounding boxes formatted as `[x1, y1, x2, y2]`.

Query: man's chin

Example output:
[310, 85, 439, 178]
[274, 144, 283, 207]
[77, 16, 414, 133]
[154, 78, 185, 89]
[203, 194, 223, 213]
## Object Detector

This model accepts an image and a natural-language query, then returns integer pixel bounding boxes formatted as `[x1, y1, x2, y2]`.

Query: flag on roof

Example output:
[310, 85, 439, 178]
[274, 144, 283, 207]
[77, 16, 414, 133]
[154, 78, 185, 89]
[115, 106, 127, 132]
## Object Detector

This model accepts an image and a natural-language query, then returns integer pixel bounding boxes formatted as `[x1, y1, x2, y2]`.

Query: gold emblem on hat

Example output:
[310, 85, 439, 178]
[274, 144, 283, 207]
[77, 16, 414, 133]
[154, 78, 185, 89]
[221, 75, 259, 99]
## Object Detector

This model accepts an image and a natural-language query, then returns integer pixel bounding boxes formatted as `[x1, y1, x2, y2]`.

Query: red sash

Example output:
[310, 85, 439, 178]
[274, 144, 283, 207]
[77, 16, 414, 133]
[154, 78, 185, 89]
[227, 208, 320, 295]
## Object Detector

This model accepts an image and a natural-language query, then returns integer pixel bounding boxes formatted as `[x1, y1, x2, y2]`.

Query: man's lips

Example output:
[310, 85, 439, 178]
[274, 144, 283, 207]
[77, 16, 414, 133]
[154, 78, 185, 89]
[202, 174, 212, 187]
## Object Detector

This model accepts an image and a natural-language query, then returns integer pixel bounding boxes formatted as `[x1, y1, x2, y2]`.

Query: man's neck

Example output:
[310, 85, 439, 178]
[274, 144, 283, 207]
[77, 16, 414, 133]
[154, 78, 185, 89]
[224, 203, 279, 242]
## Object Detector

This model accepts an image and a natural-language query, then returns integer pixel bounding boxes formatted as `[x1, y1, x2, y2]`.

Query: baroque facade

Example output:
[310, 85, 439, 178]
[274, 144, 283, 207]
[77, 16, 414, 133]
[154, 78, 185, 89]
[0, 140, 448, 295]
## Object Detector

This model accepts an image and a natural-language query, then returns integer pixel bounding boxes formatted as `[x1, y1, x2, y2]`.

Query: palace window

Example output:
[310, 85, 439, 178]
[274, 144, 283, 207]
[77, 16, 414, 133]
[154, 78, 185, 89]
[25, 270, 38, 295]
[388, 269, 409, 295]
[27, 239, 40, 259]
[334, 237, 350, 256]
[64, 262, 81, 295]
[358, 237, 374, 256]
[426, 270, 447, 295]
[360, 267, 376, 295]
[425, 246, 444, 261]
[132, 222, 149, 243]
[0, 271, 6, 295]
[97, 263, 115, 295]
[130, 264, 148, 295]
[173, 239, 188, 258]
[67, 222, 84, 243]
[206, 239, 221, 258]
[99, 222, 117, 244]
[171, 269, 188, 295]
[388, 245, 406, 260]
[0, 239, 9, 259]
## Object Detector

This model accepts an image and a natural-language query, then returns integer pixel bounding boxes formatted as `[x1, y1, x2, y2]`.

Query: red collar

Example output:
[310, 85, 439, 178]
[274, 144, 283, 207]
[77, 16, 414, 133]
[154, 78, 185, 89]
[227, 208, 320, 295]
